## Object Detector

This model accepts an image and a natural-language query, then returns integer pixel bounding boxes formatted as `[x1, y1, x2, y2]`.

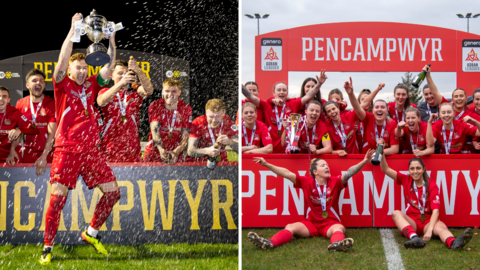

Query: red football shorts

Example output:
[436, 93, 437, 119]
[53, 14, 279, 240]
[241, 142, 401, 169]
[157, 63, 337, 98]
[18, 149, 54, 164]
[50, 147, 116, 189]
[300, 218, 342, 238]
[409, 214, 433, 236]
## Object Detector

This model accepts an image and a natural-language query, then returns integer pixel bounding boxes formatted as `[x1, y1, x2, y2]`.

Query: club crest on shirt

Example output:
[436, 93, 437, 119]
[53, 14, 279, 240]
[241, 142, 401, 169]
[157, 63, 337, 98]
[4, 119, 11, 125]
[53, 173, 61, 180]
[419, 134, 425, 141]
[344, 123, 351, 130]
[83, 81, 92, 89]
[39, 108, 47, 116]
[453, 132, 460, 139]
[285, 107, 291, 114]
[254, 134, 260, 140]
[177, 114, 182, 122]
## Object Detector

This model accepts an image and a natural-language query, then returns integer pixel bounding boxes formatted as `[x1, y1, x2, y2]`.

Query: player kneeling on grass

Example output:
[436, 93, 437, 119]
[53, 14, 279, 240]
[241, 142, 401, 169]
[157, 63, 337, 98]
[379, 147, 472, 250]
[248, 149, 374, 252]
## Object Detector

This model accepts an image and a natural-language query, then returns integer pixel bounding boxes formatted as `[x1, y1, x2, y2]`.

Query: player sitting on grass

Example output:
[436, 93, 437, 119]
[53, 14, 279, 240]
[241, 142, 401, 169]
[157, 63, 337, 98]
[247, 149, 374, 252]
[379, 145, 473, 250]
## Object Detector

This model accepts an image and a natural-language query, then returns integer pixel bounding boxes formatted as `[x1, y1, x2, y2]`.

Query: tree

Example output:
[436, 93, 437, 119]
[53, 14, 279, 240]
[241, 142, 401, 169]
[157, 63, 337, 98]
[401, 72, 424, 105]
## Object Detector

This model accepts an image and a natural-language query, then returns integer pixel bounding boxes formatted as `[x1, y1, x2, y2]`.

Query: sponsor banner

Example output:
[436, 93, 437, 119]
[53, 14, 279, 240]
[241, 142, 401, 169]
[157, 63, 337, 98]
[261, 38, 282, 71]
[0, 164, 238, 245]
[462, 39, 480, 72]
[242, 154, 480, 228]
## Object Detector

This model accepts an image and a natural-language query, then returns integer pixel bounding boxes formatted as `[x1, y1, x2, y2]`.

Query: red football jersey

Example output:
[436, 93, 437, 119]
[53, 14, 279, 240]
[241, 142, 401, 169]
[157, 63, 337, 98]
[325, 110, 359, 154]
[400, 121, 428, 154]
[396, 172, 440, 219]
[294, 173, 345, 223]
[98, 87, 144, 161]
[0, 104, 37, 160]
[241, 120, 272, 148]
[258, 98, 303, 153]
[144, 99, 192, 161]
[189, 114, 237, 162]
[431, 119, 478, 154]
[294, 120, 330, 154]
[361, 112, 399, 153]
[241, 99, 264, 123]
[388, 102, 418, 123]
[15, 95, 56, 157]
[53, 75, 103, 151]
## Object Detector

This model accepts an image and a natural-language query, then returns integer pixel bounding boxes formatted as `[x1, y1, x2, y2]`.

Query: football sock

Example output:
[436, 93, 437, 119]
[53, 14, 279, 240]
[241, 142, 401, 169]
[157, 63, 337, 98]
[401, 225, 417, 239]
[44, 194, 67, 246]
[269, 229, 293, 247]
[330, 231, 345, 244]
[445, 236, 455, 249]
[44, 245, 53, 252]
[87, 226, 98, 238]
[90, 190, 121, 231]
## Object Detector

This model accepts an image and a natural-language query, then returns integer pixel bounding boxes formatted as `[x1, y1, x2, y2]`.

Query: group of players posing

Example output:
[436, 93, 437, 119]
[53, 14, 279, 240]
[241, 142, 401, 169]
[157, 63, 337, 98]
[0, 14, 238, 264]
[241, 67, 480, 156]
[242, 69, 476, 252]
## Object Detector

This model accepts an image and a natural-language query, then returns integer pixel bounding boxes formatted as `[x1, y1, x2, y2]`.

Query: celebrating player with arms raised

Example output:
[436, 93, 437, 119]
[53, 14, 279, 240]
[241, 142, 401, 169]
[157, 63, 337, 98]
[97, 58, 153, 162]
[40, 13, 120, 265]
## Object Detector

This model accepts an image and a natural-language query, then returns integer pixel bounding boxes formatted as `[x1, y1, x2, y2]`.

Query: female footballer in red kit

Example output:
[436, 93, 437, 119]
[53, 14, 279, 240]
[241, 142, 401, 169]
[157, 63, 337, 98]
[247, 149, 375, 252]
[379, 147, 473, 249]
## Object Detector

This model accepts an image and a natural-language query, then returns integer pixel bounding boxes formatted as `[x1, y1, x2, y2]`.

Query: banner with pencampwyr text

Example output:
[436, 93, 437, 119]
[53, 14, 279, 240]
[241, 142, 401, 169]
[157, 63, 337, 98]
[0, 163, 238, 245]
[242, 154, 480, 228]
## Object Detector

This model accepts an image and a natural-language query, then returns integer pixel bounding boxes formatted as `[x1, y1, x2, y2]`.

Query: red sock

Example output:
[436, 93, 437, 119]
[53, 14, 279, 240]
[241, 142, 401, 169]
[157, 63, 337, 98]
[401, 225, 417, 239]
[90, 190, 121, 230]
[269, 229, 293, 247]
[44, 194, 67, 246]
[330, 231, 345, 244]
[445, 237, 455, 249]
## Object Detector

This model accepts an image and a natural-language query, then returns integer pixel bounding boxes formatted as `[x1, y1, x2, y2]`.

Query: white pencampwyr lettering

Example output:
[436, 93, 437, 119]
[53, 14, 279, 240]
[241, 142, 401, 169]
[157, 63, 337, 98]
[362, 171, 395, 215]
[301, 37, 442, 62]
[436, 171, 458, 215]
[242, 171, 255, 198]
[259, 171, 277, 215]
[339, 171, 359, 215]
[281, 171, 306, 215]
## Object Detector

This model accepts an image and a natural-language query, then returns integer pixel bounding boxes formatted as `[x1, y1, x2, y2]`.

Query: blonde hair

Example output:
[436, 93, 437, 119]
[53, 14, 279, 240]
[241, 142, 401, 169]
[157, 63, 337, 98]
[205, 99, 225, 112]
[163, 78, 183, 90]
[242, 102, 256, 113]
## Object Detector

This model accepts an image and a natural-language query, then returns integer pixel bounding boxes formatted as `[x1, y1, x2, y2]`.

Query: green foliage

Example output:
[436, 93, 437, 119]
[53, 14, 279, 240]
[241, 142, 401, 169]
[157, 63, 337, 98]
[402, 71, 424, 105]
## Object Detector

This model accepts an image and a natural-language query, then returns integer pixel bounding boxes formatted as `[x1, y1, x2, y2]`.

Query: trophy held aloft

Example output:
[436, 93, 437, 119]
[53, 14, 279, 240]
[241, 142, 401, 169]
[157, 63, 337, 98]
[71, 9, 123, 66]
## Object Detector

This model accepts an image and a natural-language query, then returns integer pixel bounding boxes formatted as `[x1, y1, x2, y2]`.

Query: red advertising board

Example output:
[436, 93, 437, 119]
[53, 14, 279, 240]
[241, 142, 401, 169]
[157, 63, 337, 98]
[255, 22, 480, 100]
[242, 154, 480, 228]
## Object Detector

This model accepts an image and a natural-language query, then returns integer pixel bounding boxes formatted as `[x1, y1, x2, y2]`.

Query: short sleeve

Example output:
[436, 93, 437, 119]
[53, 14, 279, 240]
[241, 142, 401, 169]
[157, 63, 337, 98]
[183, 105, 193, 129]
[259, 125, 272, 146]
[344, 110, 359, 123]
[388, 120, 399, 146]
[148, 101, 161, 123]
[294, 173, 305, 189]
[224, 116, 238, 137]
[46, 101, 56, 123]
[429, 182, 441, 210]
[463, 121, 478, 137]
[333, 175, 346, 190]
[396, 172, 409, 185]
[13, 110, 30, 129]
[189, 117, 202, 139]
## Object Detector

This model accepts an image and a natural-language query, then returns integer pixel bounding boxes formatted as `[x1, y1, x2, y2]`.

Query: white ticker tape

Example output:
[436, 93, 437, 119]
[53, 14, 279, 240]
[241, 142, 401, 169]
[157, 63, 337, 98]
[71, 21, 90, 43]
[103, 22, 124, 38]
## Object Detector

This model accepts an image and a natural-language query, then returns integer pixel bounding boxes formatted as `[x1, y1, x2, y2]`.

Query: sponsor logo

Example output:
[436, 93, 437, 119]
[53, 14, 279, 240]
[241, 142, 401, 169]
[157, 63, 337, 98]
[264, 47, 279, 61]
[180, 71, 188, 77]
[261, 38, 282, 71]
[5, 72, 12, 79]
[465, 48, 479, 62]
[166, 70, 173, 78]
[189, 116, 192, 123]
[173, 70, 181, 78]
[0, 72, 4, 79]
[21, 115, 28, 122]
[53, 174, 61, 180]
[462, 39, 480, 72]
[231, 125, 238, 132]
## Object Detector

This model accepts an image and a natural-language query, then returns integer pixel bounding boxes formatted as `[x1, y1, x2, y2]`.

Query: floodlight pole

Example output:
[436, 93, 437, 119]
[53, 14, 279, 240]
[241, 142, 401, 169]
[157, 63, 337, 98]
[244, 14, 270, 35]
[457, 13, 480, 32]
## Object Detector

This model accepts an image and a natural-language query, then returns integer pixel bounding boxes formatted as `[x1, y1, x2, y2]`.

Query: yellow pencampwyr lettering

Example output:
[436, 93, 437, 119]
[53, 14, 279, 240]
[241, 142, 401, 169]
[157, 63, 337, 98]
[70, 183, 107, 231]
[89, 66, 102, 77]
[39, 182, 66, 232]
[111, 181, 134, 231]
[180, 180, 206, 230]
[140, 62, 150, 79]
[210, 180, 237, 230]
[0, 182, 8, 231]
[44, 62, 53, 82]
[14, 182, 36, 231]
[138, 180, 177, 230]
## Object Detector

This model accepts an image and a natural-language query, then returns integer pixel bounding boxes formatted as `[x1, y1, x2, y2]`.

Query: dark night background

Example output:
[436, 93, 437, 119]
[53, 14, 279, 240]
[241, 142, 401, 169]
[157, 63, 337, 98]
[1, 0, 238, 140]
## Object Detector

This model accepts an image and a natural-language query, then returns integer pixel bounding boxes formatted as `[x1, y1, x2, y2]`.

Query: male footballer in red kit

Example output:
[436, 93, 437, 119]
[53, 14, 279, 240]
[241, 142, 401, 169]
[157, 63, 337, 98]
[97, 58, 153, 162]
[40, 13, 120, 265]
[15, 69, 56, 175]
[144, 78, 192, 164]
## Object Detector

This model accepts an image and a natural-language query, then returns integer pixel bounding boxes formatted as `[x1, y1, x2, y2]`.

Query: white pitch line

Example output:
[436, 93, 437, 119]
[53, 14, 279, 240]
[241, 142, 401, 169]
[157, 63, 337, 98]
[380, 228, 405, 270]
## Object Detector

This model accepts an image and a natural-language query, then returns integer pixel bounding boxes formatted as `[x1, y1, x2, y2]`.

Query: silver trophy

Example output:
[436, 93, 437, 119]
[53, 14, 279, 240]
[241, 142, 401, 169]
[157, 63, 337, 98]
[71, 9, 123, 66]
[287, 113, 303, 146]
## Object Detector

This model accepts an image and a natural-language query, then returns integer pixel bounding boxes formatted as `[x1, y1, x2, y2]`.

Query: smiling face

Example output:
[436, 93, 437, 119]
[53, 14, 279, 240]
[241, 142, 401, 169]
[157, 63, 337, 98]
[394, 88, 408, 108]
[206, 109, 225, 128]
[439, 104, 454, 125]
[313, 159, 331, 179]
[0, 90, 9, 113]
[304, 80, 316, 95]
[273, 83, 288, 102]
[26, 74, 46, 99]
[474, 92, 480, 111]
[163, 85, 181, 106]
[405, 111, 420, 132]
[68, 59, 88, 85]
[372, 101, 388, 122]
[452, 89, 467, 111]
[409, 160, 425, 182]
[324, 103, 340, 122]
[305, 103, 321, 125]
[111, 65, 129, 85]
[423, 88, 436, 106]
[242, 105, 257, 125]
